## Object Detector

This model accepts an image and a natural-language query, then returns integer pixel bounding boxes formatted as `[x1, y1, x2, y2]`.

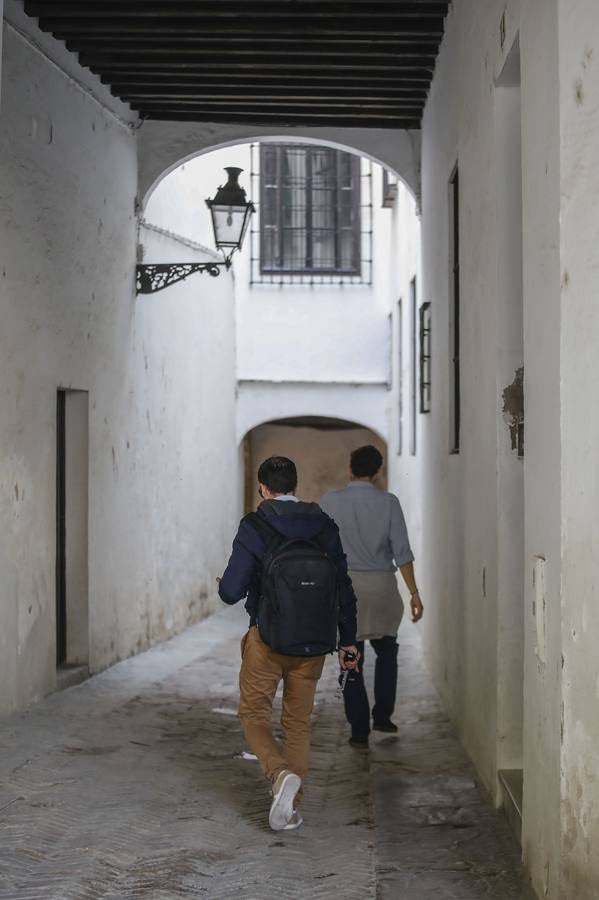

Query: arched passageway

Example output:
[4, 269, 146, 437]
[242, 416, 387, 512]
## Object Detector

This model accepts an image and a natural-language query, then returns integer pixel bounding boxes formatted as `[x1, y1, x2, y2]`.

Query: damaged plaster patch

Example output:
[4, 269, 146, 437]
[502, 367, 524, 453]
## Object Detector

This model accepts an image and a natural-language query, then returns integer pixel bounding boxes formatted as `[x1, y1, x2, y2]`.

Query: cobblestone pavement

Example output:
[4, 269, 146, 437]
[0, 606, 535, 900]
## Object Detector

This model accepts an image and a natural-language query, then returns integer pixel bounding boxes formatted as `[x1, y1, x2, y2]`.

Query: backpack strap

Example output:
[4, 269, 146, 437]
[243, 511, 284, 558]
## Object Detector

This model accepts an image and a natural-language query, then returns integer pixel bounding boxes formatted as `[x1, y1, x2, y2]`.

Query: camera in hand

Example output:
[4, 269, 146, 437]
[338, 649, 358, 693]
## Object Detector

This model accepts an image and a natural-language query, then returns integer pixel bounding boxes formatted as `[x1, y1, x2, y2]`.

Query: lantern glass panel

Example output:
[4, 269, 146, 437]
[211, 205, 248, 249]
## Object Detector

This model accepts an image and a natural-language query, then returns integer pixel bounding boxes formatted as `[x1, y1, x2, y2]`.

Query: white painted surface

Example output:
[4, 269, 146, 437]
[494, 40, 525, 774]
[558, 1, 599, 895]
[415, 2, 563, 897]
[0, 16, 238, 713]
[237, 382, 389, 446]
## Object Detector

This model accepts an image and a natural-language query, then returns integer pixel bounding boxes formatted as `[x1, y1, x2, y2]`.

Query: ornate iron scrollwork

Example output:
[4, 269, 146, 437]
[136, 261, 230, 295]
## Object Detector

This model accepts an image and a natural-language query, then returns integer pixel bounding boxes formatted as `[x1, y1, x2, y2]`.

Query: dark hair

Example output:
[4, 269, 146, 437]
[350, 445, 383, 478]
[258, 456, 298, 494]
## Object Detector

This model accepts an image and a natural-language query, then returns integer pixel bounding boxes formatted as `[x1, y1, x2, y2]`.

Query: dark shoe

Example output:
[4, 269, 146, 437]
[348, 737, 369, 748]
[372, 720, 398, 733]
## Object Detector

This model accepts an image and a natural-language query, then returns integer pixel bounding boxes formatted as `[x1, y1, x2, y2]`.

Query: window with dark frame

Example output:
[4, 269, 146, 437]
[259, 143, 361, 276]
[419, 302, 431, 413]
[410, 276, 417, 456]
[449, 165, 461, 453]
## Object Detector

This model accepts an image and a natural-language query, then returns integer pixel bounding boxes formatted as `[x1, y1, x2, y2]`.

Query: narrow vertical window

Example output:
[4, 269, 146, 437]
[397, 298, 403, 454]
[410, 277, 417, 456]
[419, 302, 432, 413]
[449, 166, 461, 452]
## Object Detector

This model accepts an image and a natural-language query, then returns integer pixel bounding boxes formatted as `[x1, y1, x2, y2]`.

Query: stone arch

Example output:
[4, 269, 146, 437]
[239, 413, 388, 448]
[236, 383, 388, 446]
[138, 120, 421, 208]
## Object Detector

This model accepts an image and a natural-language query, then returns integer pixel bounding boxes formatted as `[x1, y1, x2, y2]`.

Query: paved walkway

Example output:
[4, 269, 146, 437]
[0, 606, 535, 900]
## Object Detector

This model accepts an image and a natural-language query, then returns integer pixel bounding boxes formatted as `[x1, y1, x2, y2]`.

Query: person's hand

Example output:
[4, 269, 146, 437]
[338, 645, 360, 671]
[410, 591, 424, 623]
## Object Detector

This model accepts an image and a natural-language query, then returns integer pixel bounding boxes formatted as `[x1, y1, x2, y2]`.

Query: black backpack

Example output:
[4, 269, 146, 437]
[245, 512, 339, 657]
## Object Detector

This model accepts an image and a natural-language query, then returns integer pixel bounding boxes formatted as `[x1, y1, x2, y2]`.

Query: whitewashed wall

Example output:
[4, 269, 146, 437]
[0, 12, 237, 713]
[416, 1, 564, 898]
[558, 1, 599, 896]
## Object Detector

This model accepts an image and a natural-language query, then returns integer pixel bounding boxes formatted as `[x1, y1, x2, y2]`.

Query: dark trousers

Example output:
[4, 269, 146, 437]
[343, 636, 398, 740]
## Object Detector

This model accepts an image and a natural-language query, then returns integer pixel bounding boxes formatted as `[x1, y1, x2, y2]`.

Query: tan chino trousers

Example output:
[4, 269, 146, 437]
[238, 626, 325, 798]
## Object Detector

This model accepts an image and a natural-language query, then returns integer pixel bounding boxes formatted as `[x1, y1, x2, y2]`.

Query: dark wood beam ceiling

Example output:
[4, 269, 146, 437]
[24, 0, 449, 129]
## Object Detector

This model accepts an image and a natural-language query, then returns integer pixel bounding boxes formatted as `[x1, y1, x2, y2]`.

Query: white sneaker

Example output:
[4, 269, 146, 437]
[269, 770, 301, 831]
[283, 810, 303, 831]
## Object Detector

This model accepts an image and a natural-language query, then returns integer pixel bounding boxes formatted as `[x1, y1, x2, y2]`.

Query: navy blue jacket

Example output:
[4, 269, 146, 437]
[219, 499, 358, 646]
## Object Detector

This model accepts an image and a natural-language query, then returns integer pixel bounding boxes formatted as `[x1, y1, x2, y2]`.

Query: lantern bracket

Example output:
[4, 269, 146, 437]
[136, 259, 231, 295]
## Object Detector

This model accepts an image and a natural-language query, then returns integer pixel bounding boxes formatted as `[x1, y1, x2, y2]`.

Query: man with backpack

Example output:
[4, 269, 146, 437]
[218, 456, 359, 832]
[320, 445, 423, 747]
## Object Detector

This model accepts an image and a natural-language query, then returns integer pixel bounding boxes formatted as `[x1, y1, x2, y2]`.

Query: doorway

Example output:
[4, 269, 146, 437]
[243, 417, 387, 513]
[56, 389, 90, 678]
[494, 38, 525, 839]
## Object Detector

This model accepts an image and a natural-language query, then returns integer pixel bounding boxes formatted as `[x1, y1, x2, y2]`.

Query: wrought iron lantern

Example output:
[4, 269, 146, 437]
[206, 167, 254, 256]
[136, 167, 255, 294]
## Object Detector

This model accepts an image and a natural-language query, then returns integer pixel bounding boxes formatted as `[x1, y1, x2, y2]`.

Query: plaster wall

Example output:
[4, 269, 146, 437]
[557, 1, 599, 894]
[0, 15, 238, 713]
[418, 1, 563, 896]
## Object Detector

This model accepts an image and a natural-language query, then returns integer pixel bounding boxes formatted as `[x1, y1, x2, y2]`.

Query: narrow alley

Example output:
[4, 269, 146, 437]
[3, 0, 599, 897]
[0, 607, 533, 900]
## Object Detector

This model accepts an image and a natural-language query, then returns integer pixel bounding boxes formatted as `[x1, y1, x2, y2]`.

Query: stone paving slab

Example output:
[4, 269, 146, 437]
[0, 607, 375, 900]
[368, 626, 537, 900]
[0, 605, 536, 899]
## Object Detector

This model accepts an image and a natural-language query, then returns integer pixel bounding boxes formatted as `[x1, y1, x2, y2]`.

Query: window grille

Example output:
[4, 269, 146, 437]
[250, 143, 372, 286]
[449, 165, 461, 452]
[419, 301, 432, 413]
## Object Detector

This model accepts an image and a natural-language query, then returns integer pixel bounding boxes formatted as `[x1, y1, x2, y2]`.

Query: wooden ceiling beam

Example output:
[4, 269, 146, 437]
[128, 98, 425, 111]
[27, 1, 448, 17]
[24, 0, 447, 127]
[111, 85, 430, 99]
[136, 110, 422, 128]
[62, 35, 443, 49]
[81, 56, 436, 71]
[101, 71, 432, 85]
[71, 44, 439, 60]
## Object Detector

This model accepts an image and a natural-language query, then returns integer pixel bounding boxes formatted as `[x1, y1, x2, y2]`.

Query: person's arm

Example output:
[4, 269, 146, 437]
[218, 521, 261, 605]
[323, 519, 360, 669]
[399, 560, 423, 623]
[390, 497, 423, 623]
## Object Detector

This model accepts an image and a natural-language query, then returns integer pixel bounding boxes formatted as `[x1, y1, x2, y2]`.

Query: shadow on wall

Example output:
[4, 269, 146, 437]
[243, 416, 387, 512]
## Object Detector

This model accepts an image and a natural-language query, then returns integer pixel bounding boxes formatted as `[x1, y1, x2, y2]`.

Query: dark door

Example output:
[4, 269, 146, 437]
[56, 389, 67, 665]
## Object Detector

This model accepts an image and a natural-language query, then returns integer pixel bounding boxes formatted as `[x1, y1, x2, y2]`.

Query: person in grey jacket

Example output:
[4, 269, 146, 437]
[320, 445, 423, 746]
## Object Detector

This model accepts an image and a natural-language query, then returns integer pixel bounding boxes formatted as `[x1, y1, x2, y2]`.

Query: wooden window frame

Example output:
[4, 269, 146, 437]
[259, 143, 361, 276]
